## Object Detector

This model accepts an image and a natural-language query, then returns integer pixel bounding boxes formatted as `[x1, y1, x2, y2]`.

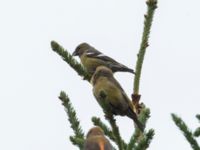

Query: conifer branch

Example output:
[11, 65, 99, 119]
[127, 107, 151, 150]
[127, 130, 140, 150]
[97, 91, 127, 150]
[133, 0, 157, 95]
[138, 107, 151, 126]
[108, 115, 125, 150]
[51, 41, 91, 81]
[134, 129, 155, 150]
[92, 116, 127, 149]
[171, 114, 200, 150]
[196, 114, 200, 122]
[130, 1, 157, 148]
[194, 114, 200, 137]
[194, 128, 200, 137]
[91, 117, 116, 142]
[70, 136, 84, 149]
[59, 91, 85, 149]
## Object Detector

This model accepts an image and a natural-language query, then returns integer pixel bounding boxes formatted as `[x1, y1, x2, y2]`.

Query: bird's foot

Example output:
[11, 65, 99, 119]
[131, 94, 143, 114]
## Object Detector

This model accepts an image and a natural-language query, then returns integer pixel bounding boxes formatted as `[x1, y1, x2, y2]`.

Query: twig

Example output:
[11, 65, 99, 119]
[134, 129, 155, 150]
[59, 91, 85, 149]
[133, 0, 157, 95]
[92, 117, 127, 149]
[171, 114, 200, 150]
[51, 41, 90, 81]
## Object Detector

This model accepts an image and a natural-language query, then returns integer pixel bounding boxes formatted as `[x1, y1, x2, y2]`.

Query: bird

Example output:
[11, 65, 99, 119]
[72, 43, 134, 75]
[84, 126, 113, 150]
[91, 66, 144, 131]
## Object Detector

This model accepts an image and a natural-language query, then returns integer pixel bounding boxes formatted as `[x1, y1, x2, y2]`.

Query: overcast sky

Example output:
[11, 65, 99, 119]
[1, 0, 200, 149]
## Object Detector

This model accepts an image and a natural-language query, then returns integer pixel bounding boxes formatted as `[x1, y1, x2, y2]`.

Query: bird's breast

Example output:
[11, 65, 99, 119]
[93, 78, 124, 104]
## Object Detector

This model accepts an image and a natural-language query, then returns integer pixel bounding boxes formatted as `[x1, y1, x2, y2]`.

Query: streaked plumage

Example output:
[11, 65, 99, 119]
[72, 43, 134, 75]
[91, 66, 144, 131]
[84, 126, 113, 150]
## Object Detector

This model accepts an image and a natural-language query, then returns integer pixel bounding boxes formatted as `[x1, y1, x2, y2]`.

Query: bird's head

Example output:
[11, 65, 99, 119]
[86, 126, 104, 138]
[72, 42, 90, 57]
[90, 66, 113, 85]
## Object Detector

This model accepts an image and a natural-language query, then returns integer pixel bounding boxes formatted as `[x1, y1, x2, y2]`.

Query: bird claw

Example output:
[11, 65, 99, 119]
[131, 94, 143, 114]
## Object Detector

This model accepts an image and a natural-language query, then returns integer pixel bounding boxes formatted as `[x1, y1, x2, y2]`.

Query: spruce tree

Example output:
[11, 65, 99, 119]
[51, 0, 158, 149]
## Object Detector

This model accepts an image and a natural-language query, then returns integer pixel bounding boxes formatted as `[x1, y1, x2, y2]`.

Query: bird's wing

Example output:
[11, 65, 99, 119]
[109, 77, 125, 93]
[85, 48, 119, 63]
[85, 48, 102, 57]
[110, 77, 133, 109]
[85, 47, 134, 73]
[104, 140, 113, 150]
[86, 49, 132, 71]
[84, 140, 101, 150]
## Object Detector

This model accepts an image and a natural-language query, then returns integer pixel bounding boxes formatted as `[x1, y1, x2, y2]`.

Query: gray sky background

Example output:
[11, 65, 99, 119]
[1, 0, 200, 149]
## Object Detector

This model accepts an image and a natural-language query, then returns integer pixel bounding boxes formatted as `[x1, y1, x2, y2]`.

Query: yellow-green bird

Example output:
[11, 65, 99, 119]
[72, 43, 134, 75]
[91, 66, 144, 131]
[84, 126, 113, 150]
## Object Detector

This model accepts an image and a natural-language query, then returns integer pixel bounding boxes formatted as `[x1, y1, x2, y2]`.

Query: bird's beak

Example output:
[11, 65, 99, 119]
[72, 51, 78, 56]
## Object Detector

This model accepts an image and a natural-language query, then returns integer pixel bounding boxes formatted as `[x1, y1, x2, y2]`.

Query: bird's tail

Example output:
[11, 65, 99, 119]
[112, 65, 135, 74]
[133, 116, 144, 132]
[124, 68, 135, 74]
[127, 108, 144, 132]
[120, 67, 135, 74]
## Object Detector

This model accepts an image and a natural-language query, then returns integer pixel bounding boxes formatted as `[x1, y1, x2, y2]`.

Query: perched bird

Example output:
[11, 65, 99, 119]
[91, 66, 144, 131]
[72, 43, 134, 75]
[84, 126, 113, 150]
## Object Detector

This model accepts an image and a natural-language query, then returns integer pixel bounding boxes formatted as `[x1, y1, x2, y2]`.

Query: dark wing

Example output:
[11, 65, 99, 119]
[86, 47, 134, 73]
[104, 140, 113, 150]
[85, 47, 102, 57]
[86, 48, 119, 63]
[106, 77, 131, 115]
[84, 140, 101, 150]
